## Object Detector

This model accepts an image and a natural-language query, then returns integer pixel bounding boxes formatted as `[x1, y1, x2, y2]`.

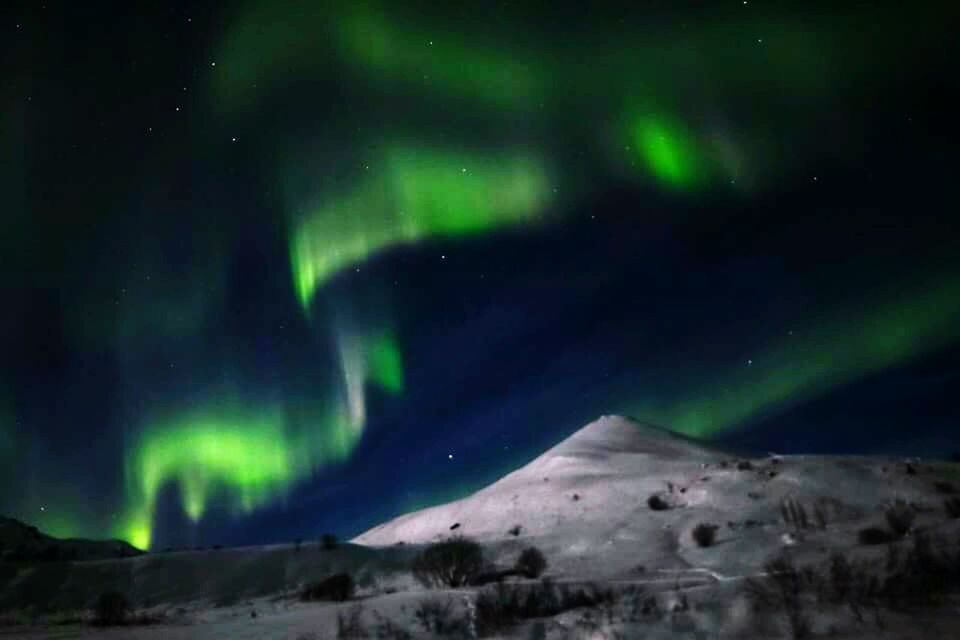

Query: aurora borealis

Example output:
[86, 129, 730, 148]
[2, 1, 957, 549]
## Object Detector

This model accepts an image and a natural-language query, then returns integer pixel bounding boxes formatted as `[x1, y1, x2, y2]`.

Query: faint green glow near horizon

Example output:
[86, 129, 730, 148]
[117, 402, 359, 550]
[34, 512, 81, 540]
[290, 147, 550, 309]
[631, 275, 960, 438]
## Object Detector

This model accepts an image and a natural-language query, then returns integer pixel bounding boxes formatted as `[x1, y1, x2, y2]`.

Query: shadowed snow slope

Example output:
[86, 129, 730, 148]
[0, 516, 142, 563]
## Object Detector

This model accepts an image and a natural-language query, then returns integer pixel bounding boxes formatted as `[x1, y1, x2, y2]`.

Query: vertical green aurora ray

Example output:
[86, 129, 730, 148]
[335, 326, 404, 430]
[290, 146, 551, 309]
[629, 275, 960, 438]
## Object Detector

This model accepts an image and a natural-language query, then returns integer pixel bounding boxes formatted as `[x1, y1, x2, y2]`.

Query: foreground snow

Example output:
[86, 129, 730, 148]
[3, 416, 959, 638]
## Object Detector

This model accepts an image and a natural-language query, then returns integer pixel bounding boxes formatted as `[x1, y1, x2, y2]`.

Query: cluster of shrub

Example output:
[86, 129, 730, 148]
[89, 591, 165, 627]
[409, 579, 618, 638]
[411, 537, 547, 588]
[745, 531, 960, 639]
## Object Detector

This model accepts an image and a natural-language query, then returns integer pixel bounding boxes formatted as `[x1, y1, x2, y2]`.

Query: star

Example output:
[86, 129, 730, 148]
[448, 453, 454, 460]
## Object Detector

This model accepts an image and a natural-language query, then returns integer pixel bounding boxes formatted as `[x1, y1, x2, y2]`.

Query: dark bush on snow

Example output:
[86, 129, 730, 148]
[336, 604, 368, 639]
[475, 580, 615, 636]
[647, 494, 670, 511]
[413, 537, 484, 588]
[858, 526, 896, 546]
[301, 573, 355, 602]
[516, 546, 548, 578]
[692, 523, 718, 548]
[934, 481, 957, 494]
[944, 497, 960, 519]
[320, 533, 339, 550]
[885, 500, 915, 538]
[414, 598, 468, 635]
[92, 590, 131, 626]
[881, 532, 960, 608]
[468, 566, 516, 586]
[744, 555, 811, 639]
[780, 497, 810, 530]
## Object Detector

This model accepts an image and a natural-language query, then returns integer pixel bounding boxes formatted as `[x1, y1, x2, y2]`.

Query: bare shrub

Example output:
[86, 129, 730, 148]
[858, 526, 896, 546]
[413, 537, 484, 588]
[623, 587, 659, 621]
[414, 598, 466, 636]
[885, 500, 915, 538]
[474, 580, 614, 636]
[692, 523, 718, 548]
[881, 531, 960, 608]
[337, 604, 368, 639]
[813, 499, 829, 530]
[934, 481, 957, 494]
[516, 547, 547, 578]
[781, 497, 810, 531]
[301, 573, 354, 602]
[825, 552, 883, 625]
[745, 555, 811, 639]
[92, 590, 130, 626]
[371, 610, 412, 640]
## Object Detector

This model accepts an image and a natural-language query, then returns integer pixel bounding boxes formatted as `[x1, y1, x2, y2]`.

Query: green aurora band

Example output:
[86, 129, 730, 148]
[289, 146, 551, 309]
[212, 1, 851, 117]
[117, 332, 404, 550]
[210, 1, 921, 196]
[629, 274, 960, 438]
[117, 403, 355, 550]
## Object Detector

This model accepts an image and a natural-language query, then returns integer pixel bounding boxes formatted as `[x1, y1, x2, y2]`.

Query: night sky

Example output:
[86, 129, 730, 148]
[2, 1, 957, 550]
